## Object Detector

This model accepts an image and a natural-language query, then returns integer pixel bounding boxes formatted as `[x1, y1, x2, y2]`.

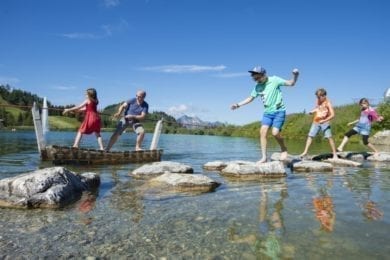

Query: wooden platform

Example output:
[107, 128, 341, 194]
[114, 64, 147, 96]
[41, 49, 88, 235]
[42, 145, 163, 165]
[31, 102, 164, 166]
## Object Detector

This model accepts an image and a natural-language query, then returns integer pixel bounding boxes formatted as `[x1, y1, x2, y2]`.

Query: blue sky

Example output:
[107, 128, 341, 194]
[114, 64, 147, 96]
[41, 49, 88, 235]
[1, 0, 389, 125]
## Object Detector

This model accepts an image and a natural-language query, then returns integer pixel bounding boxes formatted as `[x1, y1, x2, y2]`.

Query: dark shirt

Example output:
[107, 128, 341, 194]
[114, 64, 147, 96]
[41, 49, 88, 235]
[124, 98, 148, 122]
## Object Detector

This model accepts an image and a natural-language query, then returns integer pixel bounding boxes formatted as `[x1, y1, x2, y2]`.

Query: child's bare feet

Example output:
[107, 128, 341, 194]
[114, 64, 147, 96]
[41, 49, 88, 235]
[256, 158, 267, 164]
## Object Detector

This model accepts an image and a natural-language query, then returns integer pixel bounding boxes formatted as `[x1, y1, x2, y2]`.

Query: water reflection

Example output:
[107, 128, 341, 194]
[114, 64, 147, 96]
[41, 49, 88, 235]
[342, 168, 385, 222]
[109, 180, 145, 223]
[362, 200, 383, 220]
[305, 175, 336, 232]
[1, 131, 390, 258]
[228, 180, 288, 259]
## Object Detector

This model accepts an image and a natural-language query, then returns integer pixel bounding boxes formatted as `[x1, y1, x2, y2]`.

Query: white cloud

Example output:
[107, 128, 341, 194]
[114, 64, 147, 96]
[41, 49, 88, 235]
[60, 33, 100, 40]
[0, 76, 20, 85]
[167, 104, 189, 117]
[101, 19, 128, 36]
[142, 65, 227, 73]
[60, 19, 128, 40]
[103, 0, 120, 8]
[214, 72, 248, 78]
[52, 85, 77, 90]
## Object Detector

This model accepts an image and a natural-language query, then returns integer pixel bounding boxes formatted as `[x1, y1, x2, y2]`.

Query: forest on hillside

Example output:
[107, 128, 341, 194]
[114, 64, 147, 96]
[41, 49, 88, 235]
[1, 84, 389, 142]
[0, 85, 230, 135]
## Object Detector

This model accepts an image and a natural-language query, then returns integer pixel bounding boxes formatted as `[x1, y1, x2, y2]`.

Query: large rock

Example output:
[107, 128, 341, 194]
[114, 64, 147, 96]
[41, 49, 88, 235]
[324, 158, 362, 167]
[367, 152, 390, 162]
[130, 161, 194, 179]
[0, 167, 100, 209]
[370, 130, 390, 146]
[149, 173, 220, 192]
[221, 161, 286, 179]
[203, 160, 254, 171]
[292, 161, 333, 172]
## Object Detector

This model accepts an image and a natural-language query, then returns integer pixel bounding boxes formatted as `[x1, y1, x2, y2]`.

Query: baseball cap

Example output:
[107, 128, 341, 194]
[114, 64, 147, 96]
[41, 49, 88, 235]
[248, 66, 266, 74]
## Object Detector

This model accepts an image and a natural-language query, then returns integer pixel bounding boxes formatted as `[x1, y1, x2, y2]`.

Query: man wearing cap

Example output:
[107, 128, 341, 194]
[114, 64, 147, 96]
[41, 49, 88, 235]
[231, 66, 299, 163]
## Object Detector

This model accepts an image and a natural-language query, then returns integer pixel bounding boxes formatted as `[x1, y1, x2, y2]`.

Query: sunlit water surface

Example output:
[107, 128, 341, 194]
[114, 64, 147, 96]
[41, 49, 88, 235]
[0, 131, 389, 259]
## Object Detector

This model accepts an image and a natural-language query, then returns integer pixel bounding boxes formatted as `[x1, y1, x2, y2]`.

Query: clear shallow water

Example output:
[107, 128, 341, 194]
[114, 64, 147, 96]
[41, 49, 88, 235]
[0, 131, 389, 259]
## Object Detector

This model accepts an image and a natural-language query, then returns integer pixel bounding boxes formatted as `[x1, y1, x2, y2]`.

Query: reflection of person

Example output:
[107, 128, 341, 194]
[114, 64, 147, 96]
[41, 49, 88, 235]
[300, 88, 338, 159]
[312, 195, 335, 232]
[106, 90, 148, 151]
[307, 176, 335, 232]
[231, 66, 299, 163]
[78, 193, 97, 214]
[363, 200, 384, 221]
[228, 181, 287, 259]
[337, 98, 384, 155]
[63, 88, 104, 150]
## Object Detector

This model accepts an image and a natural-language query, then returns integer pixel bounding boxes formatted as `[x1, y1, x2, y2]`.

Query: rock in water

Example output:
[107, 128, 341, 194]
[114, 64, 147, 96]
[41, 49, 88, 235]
[0, 167, 100, 209]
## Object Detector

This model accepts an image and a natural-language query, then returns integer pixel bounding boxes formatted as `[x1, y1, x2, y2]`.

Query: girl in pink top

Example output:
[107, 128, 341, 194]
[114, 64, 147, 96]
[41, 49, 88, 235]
[337, 98, 383, 155]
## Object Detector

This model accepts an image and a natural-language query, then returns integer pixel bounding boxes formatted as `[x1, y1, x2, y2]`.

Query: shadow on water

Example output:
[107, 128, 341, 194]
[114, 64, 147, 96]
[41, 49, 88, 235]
[0, 131, 390, 258]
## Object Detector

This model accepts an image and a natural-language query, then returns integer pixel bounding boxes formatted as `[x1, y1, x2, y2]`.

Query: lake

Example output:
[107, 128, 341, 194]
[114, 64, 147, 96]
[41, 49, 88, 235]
[0, 130, 389, 259]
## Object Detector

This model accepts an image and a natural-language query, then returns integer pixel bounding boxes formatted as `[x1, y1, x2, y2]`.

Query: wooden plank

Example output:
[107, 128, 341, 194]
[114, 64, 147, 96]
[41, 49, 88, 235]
[42, 145, 163, 165]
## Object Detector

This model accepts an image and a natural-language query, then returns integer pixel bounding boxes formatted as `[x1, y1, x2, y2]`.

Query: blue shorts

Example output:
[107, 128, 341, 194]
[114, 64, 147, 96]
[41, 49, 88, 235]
[261, 111, 286, 130]
[113, 118, 144, 135]
[308, 122, 332, 138]
[353, 123, 371, 136]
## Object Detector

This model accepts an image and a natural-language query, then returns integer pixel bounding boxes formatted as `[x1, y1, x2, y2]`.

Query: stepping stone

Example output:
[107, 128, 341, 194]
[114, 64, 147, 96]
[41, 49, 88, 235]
[131, 161, 193, 179]
[367, 152, 390, 162]
[221, 161, 286, 179]
[325, 158, 362, 167]
[203, 160, 254, 171]
[292, 161, 333, 172]
[149, 173, 220, 193]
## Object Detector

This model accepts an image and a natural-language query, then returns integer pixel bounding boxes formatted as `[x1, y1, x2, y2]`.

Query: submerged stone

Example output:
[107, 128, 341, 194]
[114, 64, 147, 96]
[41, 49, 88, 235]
[149, 173, 220, 192]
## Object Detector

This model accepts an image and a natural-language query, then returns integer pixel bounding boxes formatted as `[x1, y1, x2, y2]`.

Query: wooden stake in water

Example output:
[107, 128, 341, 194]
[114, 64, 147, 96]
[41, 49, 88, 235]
[42, 97, 49, 134]
[150, 119, 163, 150]
[31, 102, 46, 154]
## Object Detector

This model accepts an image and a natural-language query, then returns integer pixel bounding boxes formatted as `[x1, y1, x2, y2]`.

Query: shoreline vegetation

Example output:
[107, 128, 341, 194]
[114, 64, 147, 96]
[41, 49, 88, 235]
[1, 84, 389, 143]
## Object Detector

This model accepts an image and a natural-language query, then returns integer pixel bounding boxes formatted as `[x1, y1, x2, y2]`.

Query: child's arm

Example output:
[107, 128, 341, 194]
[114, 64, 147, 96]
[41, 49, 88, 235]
[231, 96, 255, 110]
[63, 100, 88, 115]
[308, 108, 317, 115]
[347, 119, 359, 126]
[369, 108, 384, 122]
[113, 102, 127, 118]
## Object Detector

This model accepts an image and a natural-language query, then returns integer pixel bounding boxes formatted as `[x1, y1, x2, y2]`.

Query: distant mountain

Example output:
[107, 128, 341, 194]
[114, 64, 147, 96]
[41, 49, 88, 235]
[177, 115, 224, 129]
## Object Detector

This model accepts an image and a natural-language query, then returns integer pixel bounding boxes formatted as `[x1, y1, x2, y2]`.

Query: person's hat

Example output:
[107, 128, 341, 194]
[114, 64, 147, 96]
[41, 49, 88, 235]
[248, 66, 266, 74]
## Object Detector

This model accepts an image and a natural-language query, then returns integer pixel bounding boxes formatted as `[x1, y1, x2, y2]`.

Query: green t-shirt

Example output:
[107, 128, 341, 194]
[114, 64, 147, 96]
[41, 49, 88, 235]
[250, 76, 287, 113]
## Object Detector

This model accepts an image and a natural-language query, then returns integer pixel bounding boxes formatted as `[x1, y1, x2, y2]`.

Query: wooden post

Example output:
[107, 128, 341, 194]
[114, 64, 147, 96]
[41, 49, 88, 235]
[31, 102, 46, 154]
[150, 119, 163, 150]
